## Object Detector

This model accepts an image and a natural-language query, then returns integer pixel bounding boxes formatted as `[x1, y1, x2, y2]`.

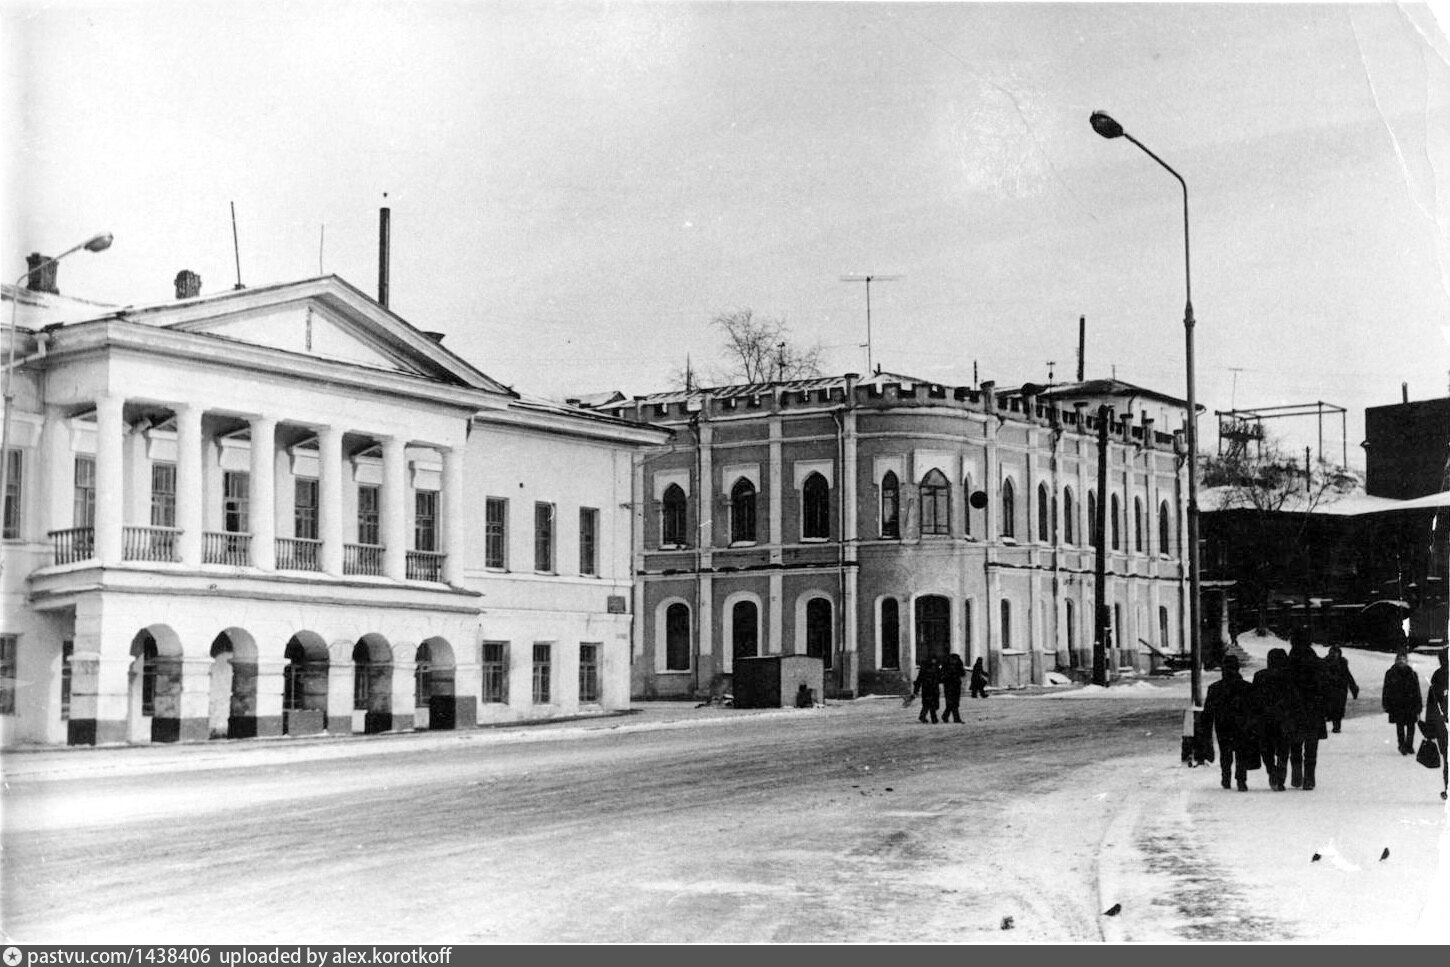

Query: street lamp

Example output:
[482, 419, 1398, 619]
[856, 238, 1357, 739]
[0, 233, 113, 563]
[1088, 111, 1203, 747]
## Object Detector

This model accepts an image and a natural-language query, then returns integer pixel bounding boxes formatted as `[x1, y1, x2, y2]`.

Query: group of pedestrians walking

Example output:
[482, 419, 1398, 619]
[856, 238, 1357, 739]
[1199, 629, 1449, 800]
[911, 654, 989, 723]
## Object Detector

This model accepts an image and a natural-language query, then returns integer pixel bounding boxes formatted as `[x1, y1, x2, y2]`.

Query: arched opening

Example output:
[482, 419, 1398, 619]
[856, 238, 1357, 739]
[919, 470, 949, 535]
[413, 637, 458, 730]
[915, 595, 950, 663]
[129, 626, 182, 743]
[283, 632, 329, 735]
[1110, 495, 1122, 550]
[730, 478, 757, 543]
[661, 484, 687, 547]
[731, 600, 759, 662]
[802, 473, 831, 539]
[1037, 483, 1050, 542]
[1000, 479, 1016, 538]
[352, 634, 394, 733]
[805, 597, 833, 668]
[664, 602, 691, 672]
[880, 472, 900, 539]
[209, 628, 261, 739]
[1063, 487, 1076, 545]
[880, 598, 900, 670]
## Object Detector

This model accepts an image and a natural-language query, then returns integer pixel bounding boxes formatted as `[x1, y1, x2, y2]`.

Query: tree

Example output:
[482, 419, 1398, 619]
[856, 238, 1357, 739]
[708, 309, 823, 384]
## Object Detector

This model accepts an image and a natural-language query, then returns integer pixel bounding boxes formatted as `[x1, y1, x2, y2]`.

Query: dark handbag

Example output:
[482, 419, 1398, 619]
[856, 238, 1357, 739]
[1241, 744, 1263, 771]
[1417, 738, 1442, 770]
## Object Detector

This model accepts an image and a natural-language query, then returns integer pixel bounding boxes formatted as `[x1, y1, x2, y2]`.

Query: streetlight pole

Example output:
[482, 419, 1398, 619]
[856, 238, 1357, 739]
[0, 234, 113, 567]
[1089, 111, 1203, 749]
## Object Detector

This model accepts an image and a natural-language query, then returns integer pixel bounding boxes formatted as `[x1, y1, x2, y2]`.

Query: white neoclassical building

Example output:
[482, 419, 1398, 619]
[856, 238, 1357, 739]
[0, 271, 666, 747]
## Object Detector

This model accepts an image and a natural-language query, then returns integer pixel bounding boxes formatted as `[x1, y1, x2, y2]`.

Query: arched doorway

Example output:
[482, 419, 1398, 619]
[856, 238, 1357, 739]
[915, 595, 950, 663]
[129, 626, 183, 743]
[352, 634, 393, 733]
[209, 628, 260, 738]
[413, 637, 457, 730]
[283, 632, 329, 735]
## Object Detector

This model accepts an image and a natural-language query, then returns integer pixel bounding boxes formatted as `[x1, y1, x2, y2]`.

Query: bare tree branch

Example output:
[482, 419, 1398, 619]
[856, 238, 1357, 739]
[709, 309, 823, 384]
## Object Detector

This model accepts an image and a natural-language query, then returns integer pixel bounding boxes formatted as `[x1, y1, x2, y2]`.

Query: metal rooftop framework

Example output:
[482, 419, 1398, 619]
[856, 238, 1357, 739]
[1215, 401, 1348, 467]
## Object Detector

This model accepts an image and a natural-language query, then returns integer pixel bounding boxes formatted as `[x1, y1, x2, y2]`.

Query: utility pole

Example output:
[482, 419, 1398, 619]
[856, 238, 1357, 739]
[1093, 404, 1112, 687]
[840, 274, 901, 375]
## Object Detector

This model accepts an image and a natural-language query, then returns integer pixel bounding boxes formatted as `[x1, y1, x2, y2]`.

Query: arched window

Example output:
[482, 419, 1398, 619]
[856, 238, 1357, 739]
[806, 598, 833, 668]
[1088, 491, 1099, 546]
[880, 598, 900, 669]
[665, 602, 691, 671]
[284, 638, 306, 712]
[730, 478, 757, 543]
[1000, 478, 1016, 539]
[880, 472, 900, 539]
[1158, 501, 1171, 556]
[962, 477, 974, 537]
[1110, 494, 1121, 550]
[920, 469, 950, 535]
[732, 600, 758, 660]
[414, 641, 432, 707]
[1065, 600, 1077, 652]
[140, 635, 158, 717]
[1000, 600, 1013, 650]
[1037, 483, 1050, 542]
[1063, 487, 1075, 545]
[661, 484, 687, 547]
[802, 473, 830, 539]
[1134, 498, 1144, 553]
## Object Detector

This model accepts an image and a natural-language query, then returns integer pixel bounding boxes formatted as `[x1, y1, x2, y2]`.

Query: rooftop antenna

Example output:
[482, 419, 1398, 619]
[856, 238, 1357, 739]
[230, 201, 244, 290]
[378, 192, 391, 308]
[319, 223, 325, 275]
[840, 273, 901, 374]
[1047, 360, 1056, 387]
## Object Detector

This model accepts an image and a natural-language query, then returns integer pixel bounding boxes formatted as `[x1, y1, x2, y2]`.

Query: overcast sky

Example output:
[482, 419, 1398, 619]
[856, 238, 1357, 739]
[3, 1, 1448, 468]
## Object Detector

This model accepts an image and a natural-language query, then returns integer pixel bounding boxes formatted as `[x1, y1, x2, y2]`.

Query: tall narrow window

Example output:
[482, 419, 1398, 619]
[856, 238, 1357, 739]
[1037, 483, 1050, 542]
[352, 641, 371, 710]
[919, 469, 949, 536]
[1, 448, 19, 539]
[1110, 495, 1121, 550]
[485, 497, 508, 569]
[880, 472, 900, 538]
[139, 636, 158, 717]
[1088, 491, 1099, 547]
[802, 473, 830, 539]
[1000, 600, 1013, 650]
[880, 598, 900, 669]
[1066, 600, 1077, 654]
[661, 484, 687, 547]
[414, 642, 433, 708]
[532, 643, 552, 704]
[222, 471, 250, 533]
[415, 490, 439, 552]
[74, 456, 96, 528]
[962, 477, 973, 537]
[1000, 479, 1016, 539]
[534, 502, 555, 572]
[806, 598, 833, 669]
[0, 634, 15, 715]
[579, 643, 600, 703]
[294, 478, 319, 540]
[730, 478, 757, 543]
[1063, 487, 1076, 545]
[284, 638, 306, 712]
[1134, 498, 1144, 553]
[1159, 606, 1171, 650]
[1158, 501, 1171, 556]
[481, 641, 508, 703]
[731, 601, 759, 661]
[665, 603, 691, 671]
[578, 506, 598, 575]
[150, 463, 177, 528]
[60, 638, 73, 720]
[357, 485, 380, 545]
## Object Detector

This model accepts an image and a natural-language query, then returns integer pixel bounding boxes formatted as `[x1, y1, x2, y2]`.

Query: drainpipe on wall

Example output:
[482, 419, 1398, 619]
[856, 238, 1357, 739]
[687, 410, 703, 699]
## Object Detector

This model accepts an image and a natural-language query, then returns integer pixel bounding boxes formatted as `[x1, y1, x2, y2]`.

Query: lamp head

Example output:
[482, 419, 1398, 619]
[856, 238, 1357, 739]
[84, 233, 114, 253]
[1090, 111, 1124, 139]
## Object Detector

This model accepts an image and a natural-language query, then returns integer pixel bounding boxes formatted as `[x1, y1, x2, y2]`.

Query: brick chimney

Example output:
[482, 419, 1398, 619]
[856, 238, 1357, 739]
[174, 270, 202, 300]
[26, 253, 58, 294]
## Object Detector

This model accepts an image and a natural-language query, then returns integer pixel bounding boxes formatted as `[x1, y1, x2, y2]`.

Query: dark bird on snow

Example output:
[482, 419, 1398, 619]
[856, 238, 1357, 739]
[1103, 904, 1121, 916]
[1311, 853, 1322, 863]
[1380, 848, 1390, 861]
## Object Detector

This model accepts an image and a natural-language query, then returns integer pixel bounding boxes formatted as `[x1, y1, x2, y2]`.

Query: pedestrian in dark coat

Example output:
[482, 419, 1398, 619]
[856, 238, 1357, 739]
[1426, 649, 1447, 800]
[941, 654, 967, 723]
[1252, 647, 1293, 791]
[1381, 650, 1423, 755]
[1321, 644, 1359, 733]
[913, 656, 942, 723]
[1198, 655, 1258, 791]
[969, 657, 990, 698]
[1286, 629, 1328, 790]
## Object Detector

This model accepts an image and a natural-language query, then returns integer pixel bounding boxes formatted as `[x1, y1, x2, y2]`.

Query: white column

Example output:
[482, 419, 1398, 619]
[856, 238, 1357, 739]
[175, 405, 203, 567]
[382, 437, 407, 581]
[249, 416, 276, 570]
[442, 445, 465, 584]
[94, 396, 125, 565]
[42, 405, 71, 538]
[318, 425, 344, 575]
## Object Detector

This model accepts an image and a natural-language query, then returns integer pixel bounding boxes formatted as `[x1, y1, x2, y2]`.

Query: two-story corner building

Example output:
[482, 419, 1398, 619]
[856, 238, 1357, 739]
[0, 271, 666, 748]
[589, 372, 1191, 700]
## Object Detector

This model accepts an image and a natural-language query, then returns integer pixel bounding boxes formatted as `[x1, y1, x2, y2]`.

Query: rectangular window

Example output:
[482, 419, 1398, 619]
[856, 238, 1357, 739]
[74, 456, 96, 528]
[579, 507, 598, 576]
[579, 643, 600, 704]
[294, 478, 319, 540]
[485, 497, 508, 569]
[534, 502, 554, 572]
[415, 490, 438, 552]
[2, 448, 21, 539]
[0, 634, 15, 715]
[532, 643, 552, 704]
[150, 463, 177, 528]
[60, 639, 73, 720]
[482, 641, 508, 704]
[357, 485, 380, 545]
[223, 471, 250, 533]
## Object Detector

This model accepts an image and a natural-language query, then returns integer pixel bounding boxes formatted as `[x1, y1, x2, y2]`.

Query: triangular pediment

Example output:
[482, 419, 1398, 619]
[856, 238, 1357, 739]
[176, 301, 428, 375]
